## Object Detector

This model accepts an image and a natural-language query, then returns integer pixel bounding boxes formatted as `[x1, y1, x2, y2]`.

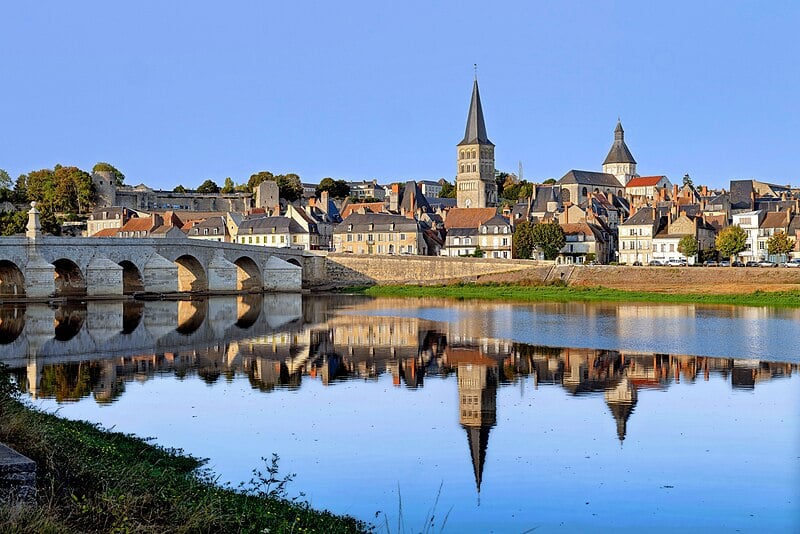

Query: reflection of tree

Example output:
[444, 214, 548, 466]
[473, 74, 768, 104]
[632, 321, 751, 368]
[39, 363, 100, 402]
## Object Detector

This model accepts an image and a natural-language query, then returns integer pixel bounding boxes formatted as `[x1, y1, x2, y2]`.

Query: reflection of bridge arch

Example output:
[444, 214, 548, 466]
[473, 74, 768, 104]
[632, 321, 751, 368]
[234, 256, 262, 291]
[0, 304, 25, 344]
[53, 259, 87, 296]
[122, 301, 144, 334]
[0, 260, 25, 297]
[175, 255, 208, 291]
[54, 303, 86, 341]
[119, 261, 145, 295]
[176, 300, 207, 336]
[236, 294, 262, 329]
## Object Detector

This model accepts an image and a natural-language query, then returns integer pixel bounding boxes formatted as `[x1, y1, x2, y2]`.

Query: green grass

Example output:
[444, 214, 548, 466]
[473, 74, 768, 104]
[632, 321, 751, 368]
[352, 282, 800, 308]
[0, 369, 370, 533]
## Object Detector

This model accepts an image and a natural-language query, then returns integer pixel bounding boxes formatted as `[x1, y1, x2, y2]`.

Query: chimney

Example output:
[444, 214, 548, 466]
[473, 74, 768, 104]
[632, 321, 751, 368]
[702, 185, 708, 196]
[564, 206, 569, 224]
[672, 184, 679, 200]
[308, 197, 316, 208]
[390, 183, 399, 212]
[531, 184, 537, 200]
[320, 191, 330, 214]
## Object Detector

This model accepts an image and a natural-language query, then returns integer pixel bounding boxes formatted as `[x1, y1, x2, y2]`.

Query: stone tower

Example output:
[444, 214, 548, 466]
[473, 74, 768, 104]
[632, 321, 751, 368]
[602, 120, 638, 187]
[456, 79, 497, 208]
[92, 171, 118, 207]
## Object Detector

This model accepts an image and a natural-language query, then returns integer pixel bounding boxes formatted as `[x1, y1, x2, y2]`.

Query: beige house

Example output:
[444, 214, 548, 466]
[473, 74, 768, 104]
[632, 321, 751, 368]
[333, 212, 425, 255]
[88, 206, 135, 236]
[652, 213, 716, 264]
[618, 207, 658, 264]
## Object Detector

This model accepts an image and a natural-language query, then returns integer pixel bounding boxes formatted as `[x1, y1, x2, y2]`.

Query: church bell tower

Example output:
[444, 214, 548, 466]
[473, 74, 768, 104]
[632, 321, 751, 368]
[456, 77, 497, 208]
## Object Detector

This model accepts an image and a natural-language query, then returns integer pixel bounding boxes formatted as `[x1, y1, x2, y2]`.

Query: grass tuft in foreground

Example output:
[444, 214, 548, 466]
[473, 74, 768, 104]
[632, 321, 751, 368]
[0, 366, 370, 533]
[354, 282, 800, 308]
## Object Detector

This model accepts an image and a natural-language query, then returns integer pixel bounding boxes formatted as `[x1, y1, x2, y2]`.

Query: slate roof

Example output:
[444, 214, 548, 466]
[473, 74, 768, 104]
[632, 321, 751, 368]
[558, 170, 621, 188]
[336, 212, 419, 233]
[531, 185, 561, 213]
[761, 211, 791, 229]
[458, 79, 493, 146]
[239, 216, 304, 234]
[620, 207, 656, 226]
[400, 181, 430, 214]
[479, 214, 511, 230]
[444, 208, 497, 229]
[602, 120, 637, 165]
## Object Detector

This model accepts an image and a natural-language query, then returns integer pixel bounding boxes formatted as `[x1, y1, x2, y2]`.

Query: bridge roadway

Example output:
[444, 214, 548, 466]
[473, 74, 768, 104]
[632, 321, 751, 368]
[0, 236, 325, 298]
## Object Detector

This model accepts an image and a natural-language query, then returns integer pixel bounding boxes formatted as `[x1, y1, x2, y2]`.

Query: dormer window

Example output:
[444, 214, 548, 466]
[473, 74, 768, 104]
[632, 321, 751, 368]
[348, 224, 353, 231]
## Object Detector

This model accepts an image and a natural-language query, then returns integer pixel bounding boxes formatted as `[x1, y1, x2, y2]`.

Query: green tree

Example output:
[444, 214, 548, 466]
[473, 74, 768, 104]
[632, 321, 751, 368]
[53, 166, 94, 213]
[715, 225, 747, 263]
[682, 173, 693, 187]
[13, 175, 27, 203]
[439, 180, 456, 199]
[0, 210, 27, 235]
[25, 169, 56, 206]
[275, 173, 303, 202]
[767, 231, 794, 257]
[530, 222, 566, 260]
[38, 202, 61, 235]
[247, 171, 274, 192]
[173, 185, 187, 193]
[0, 169, 11, 201]
[542, 178, 557, 185]
[512, 220, 536, 259]
[472, 244, 485, 258]
[677, 235, 698, 259]
[197, 179, 220, 194]
[316, 177, 350, 198]
[221, 177, 235, 194]
[92, 162, 125, 185]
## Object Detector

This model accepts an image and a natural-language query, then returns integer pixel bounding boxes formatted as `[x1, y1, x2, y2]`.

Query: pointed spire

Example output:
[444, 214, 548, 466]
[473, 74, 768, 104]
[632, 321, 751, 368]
[603, 119, 636, 165]
[459, 78, 493, 146]
[465, 425, 491, 493]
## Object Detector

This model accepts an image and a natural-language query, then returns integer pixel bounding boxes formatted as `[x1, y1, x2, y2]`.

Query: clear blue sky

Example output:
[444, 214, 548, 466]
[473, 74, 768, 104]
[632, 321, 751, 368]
[1, 1, 798, 190]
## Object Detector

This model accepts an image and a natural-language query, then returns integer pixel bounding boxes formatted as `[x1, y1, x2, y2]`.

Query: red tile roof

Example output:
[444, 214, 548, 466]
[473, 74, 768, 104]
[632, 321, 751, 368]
[444, 208, 497, 229]
[340, 202, 385, 219]
[626, 176, 666, 188]
[91, 228, 119, 237]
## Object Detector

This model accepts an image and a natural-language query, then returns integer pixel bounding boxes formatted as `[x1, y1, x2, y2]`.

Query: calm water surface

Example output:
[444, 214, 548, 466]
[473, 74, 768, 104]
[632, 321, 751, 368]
[1, 295, 798, 533]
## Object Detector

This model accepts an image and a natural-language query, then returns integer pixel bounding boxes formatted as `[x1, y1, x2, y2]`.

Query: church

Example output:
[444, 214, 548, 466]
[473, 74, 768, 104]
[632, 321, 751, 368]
[456, 78, 497, 209]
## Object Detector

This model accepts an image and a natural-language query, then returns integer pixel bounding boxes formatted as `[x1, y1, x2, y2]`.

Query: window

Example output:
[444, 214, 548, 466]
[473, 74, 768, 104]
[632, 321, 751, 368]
[347, 234, 353, 242]
[203, 228, 209, 235]
[280, 236, 285, 243]
[400, 233, 406, 240]
[454, 237, 460, 245]
[348, 224, 353, 231]
[357, 234, 363, 241]
[582, 187, 588, 197]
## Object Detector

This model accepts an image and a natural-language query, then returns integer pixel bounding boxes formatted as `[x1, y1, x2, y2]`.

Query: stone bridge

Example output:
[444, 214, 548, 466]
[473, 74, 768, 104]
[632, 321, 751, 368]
[0, 236, 323, 298]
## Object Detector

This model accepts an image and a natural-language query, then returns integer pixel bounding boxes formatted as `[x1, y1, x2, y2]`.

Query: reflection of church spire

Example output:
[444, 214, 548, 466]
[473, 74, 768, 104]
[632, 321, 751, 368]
[465, 425, 491, 493]
[455, 356, 498, 495]
[604, 376, 638, 444]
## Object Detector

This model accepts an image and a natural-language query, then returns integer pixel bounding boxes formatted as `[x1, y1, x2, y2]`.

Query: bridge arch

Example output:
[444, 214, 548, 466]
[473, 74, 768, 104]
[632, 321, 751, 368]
[175, 255, 208, 292]
[234, 256, 263, 291]
[285, 258, 301, 267]
[0, 260, 25, 297]
[53, 259, 87, 297]
[119, 261, 145, 295]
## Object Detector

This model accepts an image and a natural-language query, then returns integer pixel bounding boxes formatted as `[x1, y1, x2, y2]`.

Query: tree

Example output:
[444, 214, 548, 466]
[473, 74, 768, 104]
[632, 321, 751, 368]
[25, 169, 56, 206]
[173, 185, 187, 193]
[0, 210, 27, 236]
[767, 231, 794, 257]
[221, 177, 235, 194]
[0, 169, 11, 202]
[13, 175, 27, 203]
[531, 222, 566, 260]
[316, 177, 350, 198]
[542, 178, 557, 185]
[512, 220, 536, 259]
[92, 162, 125, 185]
[715, 225, 747, 262]
[53, 166, 94, 213]
[682, 173, 693, 187]
[247, 171, 274, 193]
[439, 180, 456, 199]
[677, 235, 698, 259]
[275, 173, 303, 202]
[197, 179, 220, 194]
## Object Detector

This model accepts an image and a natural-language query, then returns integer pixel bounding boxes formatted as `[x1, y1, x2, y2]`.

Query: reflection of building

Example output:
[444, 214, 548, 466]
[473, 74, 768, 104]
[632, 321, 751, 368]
[604, 377, 637, 443]
[447, 347, 498, 494]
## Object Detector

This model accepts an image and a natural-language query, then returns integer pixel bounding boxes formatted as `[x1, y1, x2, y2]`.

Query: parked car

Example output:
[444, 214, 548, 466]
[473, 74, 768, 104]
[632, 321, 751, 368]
[758, 260, 777, 268]
[745, 261, 759, 267]
[719, 260, 731, 267]
[732, 261, 745, 267]
[632, 261, 642, 266]
[649, 260, 665, 266]
[784, 259, 800, 268]
[703, 260, 718, 267]
[667, 259, 687, 266]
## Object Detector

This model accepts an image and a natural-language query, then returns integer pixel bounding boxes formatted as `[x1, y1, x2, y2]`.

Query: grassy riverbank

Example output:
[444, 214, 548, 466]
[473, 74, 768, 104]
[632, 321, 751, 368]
[0, 370, 369, 533]
[354, 283, 800, 308]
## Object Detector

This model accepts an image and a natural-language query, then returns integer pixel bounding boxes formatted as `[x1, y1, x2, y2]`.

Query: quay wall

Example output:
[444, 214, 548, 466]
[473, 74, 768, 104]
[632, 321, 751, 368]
[317, 255, 800, 293]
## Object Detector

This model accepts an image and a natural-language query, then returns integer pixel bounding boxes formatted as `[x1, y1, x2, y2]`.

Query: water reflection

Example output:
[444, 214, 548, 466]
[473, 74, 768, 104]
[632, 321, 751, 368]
[2, 296, 797, 500]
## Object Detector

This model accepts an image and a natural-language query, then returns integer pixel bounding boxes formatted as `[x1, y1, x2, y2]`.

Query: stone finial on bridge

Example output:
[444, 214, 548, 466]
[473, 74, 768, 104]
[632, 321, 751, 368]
[26, 202, 41, 239]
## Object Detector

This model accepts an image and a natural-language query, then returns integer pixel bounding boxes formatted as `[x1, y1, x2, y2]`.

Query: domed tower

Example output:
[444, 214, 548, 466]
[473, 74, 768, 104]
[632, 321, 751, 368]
[92, 170, 118, 207]
[456, 78, 497, 208]
[602, 120, 637, 187]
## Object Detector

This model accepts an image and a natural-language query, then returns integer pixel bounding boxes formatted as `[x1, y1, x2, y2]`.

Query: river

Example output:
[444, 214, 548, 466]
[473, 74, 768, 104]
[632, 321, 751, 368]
[1, 294, 798, 532]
